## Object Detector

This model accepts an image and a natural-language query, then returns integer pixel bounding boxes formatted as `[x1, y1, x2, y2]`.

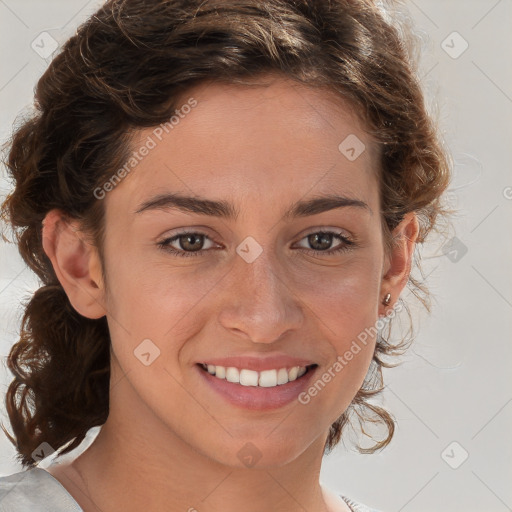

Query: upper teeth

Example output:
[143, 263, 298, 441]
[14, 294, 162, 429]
[202, 364, 308, 387]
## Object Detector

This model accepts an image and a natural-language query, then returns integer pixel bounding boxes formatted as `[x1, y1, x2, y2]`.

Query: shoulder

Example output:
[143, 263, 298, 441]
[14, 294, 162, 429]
[322, 482, 381, 512]
[0, 467, 83, 512]
[339, 494, 382, 512]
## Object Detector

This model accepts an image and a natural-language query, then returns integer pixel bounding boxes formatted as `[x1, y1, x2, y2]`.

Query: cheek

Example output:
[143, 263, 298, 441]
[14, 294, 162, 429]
[104, 239, 220, 333]
[295, 252, 382, 328]
[293, 256, 382, 396]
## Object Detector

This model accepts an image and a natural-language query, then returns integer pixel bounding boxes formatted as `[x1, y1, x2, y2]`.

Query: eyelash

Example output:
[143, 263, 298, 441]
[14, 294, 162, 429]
[157, 230, 356, 258]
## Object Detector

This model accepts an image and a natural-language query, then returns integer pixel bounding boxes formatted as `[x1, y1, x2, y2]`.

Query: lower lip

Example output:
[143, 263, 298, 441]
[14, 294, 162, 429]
[196, 364, 318, 411]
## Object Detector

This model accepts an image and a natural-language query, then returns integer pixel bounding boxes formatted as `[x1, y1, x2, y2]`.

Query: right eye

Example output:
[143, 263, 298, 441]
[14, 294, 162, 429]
[157, 231, 219, 258]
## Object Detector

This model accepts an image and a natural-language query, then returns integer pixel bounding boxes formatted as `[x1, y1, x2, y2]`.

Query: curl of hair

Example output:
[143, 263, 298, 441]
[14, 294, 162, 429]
[0, 0, 452, 468]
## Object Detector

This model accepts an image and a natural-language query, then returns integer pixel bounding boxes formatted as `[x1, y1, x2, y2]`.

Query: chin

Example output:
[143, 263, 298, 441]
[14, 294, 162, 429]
[219, 433, 317, 469]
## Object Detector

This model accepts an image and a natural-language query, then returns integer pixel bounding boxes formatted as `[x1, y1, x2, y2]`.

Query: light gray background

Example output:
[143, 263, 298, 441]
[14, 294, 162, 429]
[1, 1, 511, 511]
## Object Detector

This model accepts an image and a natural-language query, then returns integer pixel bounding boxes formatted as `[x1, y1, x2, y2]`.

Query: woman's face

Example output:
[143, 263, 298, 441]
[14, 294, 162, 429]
[93, 76, 399, 467]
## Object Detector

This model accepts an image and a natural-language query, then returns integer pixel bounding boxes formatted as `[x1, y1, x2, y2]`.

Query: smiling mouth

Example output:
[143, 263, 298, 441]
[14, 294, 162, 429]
[198, 363, 318, 388]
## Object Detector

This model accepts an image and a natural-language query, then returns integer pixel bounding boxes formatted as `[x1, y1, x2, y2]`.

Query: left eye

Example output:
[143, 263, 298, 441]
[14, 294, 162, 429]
[294, 231, 354, 254]
[157, 230, 355, 258]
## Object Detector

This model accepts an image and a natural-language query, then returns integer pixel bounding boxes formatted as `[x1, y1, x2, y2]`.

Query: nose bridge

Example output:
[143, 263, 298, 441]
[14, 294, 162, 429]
[218, 241, 303, 342]
[242, 246, 281, 300]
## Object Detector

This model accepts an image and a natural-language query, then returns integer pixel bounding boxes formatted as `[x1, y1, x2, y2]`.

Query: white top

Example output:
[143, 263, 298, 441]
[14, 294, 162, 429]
[0, 467, 381, 512]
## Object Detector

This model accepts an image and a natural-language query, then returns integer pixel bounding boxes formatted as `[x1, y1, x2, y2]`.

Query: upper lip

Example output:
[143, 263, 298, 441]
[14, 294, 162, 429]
[197, 354, 317, 372]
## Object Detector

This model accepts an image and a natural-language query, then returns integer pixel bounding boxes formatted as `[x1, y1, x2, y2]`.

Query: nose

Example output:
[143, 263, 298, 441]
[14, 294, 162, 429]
[217, 248, 304, 344]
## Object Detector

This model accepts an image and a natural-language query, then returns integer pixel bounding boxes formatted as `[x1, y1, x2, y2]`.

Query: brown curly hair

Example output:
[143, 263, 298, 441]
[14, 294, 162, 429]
[0, 0, 451, 469]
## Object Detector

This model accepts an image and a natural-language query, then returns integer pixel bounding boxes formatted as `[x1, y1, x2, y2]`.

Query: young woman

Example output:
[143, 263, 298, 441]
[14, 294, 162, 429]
[0, 1, 450, 511]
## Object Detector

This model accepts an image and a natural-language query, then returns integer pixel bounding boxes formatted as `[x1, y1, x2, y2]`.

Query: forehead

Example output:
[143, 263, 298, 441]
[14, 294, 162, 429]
[105, 75, 380, 218]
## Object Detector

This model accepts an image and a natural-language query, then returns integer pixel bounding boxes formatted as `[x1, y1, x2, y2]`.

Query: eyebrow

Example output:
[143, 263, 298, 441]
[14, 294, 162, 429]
[133, 192, 372, 219]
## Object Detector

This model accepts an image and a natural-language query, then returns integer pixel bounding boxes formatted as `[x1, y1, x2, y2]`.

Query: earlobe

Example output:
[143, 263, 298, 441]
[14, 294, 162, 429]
[42, 209, 107, 319]
[380, 212, 419, 312]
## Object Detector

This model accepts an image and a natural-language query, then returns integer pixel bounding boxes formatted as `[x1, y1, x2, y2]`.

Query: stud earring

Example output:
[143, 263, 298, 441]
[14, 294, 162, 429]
[382, 292, 391, 306]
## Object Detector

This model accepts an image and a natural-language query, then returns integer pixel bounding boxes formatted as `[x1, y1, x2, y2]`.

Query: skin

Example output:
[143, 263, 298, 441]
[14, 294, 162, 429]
[42, 74, 418, 512]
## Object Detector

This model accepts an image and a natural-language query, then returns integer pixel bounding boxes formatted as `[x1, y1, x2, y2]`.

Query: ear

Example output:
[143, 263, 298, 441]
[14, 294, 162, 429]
[41, 209, 107, 319]
[379, 211, 419, 316]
